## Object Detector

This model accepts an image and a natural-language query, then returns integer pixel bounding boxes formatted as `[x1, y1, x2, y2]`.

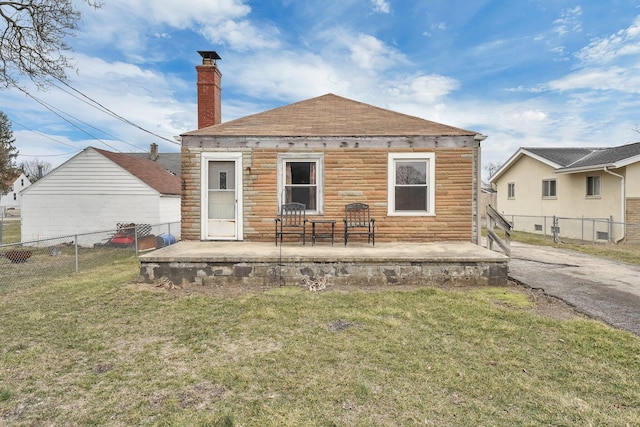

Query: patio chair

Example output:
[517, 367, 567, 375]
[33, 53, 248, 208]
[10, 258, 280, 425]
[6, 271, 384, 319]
[343, 203, 375, 245]
[275, 202, 307, 246]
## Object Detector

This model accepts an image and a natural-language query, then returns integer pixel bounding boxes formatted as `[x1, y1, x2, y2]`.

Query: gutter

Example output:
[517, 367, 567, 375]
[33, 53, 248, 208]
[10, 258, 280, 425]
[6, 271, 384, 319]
[603, 167, 625, 243]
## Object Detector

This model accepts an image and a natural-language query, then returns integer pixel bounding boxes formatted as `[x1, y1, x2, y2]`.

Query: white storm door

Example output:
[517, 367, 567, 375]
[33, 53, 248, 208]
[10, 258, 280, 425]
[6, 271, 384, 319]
[201, 153, 243, 240]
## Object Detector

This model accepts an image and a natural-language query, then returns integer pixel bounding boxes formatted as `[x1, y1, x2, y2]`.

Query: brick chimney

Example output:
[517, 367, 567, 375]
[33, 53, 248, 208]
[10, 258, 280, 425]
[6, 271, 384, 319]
[196, 51, 222, 129]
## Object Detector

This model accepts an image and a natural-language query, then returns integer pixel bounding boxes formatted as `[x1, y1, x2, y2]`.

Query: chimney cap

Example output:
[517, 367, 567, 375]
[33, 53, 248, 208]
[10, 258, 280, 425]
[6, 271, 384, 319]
[198, 51, 221, 60]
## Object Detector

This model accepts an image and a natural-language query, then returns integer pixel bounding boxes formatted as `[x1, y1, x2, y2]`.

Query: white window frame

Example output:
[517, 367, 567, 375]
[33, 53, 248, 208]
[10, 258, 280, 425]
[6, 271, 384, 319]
[542, 179, 557, 198]
[277, 153, 324, 214]
[586, 175, 601, 197]
[387, 152, 435, 216]
[507, 182, 515, 199]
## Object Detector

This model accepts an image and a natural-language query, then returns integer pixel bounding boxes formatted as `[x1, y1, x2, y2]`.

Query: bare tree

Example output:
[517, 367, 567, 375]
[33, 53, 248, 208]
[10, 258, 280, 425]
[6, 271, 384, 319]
[0, 111, 19, 193]
[0, 0, 100, 89]
[484, 161, 502, 179]
[20, 158, 51, 181]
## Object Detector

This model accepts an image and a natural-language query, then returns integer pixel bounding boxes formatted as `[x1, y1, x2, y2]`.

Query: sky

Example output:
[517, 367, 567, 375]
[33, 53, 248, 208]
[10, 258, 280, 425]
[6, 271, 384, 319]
[4, 0, 640, 180]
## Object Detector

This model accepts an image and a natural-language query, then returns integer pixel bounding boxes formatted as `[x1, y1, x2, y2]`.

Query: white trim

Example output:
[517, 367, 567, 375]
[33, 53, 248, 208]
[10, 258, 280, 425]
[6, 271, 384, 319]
[276, 153, 324, 214]
[200, 152, 244, 240]
[387, 152, 436, 216]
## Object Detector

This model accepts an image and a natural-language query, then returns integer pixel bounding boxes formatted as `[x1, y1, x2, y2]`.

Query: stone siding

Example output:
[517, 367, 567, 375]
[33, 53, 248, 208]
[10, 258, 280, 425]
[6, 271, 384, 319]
[141, 259, 508, 288]
[182, 146, 474, 242]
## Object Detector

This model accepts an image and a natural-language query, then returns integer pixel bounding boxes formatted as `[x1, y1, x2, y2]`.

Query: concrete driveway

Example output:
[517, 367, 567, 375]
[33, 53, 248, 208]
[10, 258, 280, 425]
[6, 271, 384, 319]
[508, 241, 640, 336]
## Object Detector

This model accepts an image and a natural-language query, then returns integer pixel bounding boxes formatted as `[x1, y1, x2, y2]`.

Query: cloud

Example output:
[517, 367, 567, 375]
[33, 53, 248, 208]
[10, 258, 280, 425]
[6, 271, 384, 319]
[576, 15, 640, 65]
[553, 6, 582, 36]
[371, 0, 390, 14]
[77, 0, 275, 56]
[545, 65, 640, 93]
[199, 19, 281, 51]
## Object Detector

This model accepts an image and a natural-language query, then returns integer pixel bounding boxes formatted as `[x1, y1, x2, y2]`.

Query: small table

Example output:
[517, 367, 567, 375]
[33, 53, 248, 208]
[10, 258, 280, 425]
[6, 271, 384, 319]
[311, 219, 336, 245]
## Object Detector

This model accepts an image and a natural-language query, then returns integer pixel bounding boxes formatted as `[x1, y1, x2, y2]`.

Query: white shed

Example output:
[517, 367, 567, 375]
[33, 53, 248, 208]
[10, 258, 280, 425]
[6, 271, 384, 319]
[21, 147, 181, 246]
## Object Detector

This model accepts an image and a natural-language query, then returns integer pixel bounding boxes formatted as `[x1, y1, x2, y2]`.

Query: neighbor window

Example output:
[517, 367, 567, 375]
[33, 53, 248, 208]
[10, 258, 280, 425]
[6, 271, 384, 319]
[388, 153, 435, 215]
[586, 175, 600, 197]
[507, 182, 515, 199]
[277, 153, 323, 213]
[542, 179, 557, 198]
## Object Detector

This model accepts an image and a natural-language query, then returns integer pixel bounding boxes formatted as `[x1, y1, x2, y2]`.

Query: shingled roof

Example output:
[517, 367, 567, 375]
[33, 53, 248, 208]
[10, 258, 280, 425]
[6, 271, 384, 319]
[556, 141, 640, 171]
[491, 142, 640, 183]
[183, 93, 477, 137]
[93, 148, 181, 195]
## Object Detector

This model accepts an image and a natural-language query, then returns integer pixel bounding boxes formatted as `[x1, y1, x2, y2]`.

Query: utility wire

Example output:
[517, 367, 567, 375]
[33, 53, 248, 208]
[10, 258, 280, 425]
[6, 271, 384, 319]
[11, 118, 79, 149]
[53, 78, 181, 145]
[16, 86, 121, 152]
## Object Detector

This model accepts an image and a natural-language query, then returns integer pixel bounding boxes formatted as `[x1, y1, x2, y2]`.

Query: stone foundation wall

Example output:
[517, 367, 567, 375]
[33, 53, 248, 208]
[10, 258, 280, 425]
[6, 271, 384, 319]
[140, 259, 508, 288]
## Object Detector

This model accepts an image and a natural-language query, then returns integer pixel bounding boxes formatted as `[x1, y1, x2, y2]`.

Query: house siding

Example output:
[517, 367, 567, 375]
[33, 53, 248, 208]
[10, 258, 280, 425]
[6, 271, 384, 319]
[494, 155, 626, 239]
[181, 146, 474, 242]
[21, 149, 176, 245]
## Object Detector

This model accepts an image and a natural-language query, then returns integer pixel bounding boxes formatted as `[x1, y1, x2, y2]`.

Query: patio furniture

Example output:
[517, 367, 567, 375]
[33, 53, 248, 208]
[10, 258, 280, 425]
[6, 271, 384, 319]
[311, 219, 336, 245]
[275, 202, 307, 245]
[343, 203, 375, 245]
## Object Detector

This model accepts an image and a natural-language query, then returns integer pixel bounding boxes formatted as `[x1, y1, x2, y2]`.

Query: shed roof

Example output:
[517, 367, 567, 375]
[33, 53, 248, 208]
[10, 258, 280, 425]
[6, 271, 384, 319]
[126, 152, 181, 176]
[93, 148, 181, 195]
[183, 93, 478, 137]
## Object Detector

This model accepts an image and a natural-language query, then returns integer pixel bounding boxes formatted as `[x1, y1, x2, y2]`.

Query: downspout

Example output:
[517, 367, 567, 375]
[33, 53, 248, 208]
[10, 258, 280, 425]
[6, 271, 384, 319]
[603, 167, 625, 243]
[473, 134, 488, 245]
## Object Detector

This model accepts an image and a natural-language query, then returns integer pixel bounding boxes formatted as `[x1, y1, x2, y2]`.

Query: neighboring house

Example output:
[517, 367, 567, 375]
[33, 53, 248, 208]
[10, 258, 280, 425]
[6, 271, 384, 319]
[21, 147, 181, 246]
[489, 142, 640, 242]
[0, 172, 31, 211]
[180, 51, 487, 244]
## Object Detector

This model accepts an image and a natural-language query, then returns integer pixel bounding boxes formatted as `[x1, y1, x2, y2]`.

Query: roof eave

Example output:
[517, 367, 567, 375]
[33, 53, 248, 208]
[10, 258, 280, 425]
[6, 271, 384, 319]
[555, 163, 616, 174]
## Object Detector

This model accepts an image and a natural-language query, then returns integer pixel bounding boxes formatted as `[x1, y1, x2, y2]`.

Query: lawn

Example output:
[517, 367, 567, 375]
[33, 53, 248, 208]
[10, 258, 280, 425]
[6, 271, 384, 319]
[0, 255, 638, 426]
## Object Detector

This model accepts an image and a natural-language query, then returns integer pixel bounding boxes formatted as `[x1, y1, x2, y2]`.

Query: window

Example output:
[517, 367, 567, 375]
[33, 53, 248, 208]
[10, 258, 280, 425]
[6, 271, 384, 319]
[587, 175, 600, 197]
[388, 153, 435, 215]
[542, 179, 557, 198]
[507, 182, 515, 199]
[277, 153, 323, 213]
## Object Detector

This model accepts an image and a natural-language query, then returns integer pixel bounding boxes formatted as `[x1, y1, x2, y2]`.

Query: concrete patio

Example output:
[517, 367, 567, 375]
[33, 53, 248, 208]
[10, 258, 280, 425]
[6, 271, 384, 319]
[138, 241, 509, 288]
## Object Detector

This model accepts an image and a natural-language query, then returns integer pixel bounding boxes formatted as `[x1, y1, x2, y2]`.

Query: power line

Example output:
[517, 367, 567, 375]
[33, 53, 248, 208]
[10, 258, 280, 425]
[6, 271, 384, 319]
[53, 78, 181, 145]
[15, 86, 121, 152]
[11, 118, 81, 149]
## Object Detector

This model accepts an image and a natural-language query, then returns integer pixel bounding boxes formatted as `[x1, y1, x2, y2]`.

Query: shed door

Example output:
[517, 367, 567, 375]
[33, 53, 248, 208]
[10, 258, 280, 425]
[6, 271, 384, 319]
[202, 154, 243, 240]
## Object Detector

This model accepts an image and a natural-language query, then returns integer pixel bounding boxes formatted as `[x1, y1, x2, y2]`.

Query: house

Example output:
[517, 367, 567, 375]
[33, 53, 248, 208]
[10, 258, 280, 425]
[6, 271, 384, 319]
[21, 146, 181, 246]
[0, 172, 31, 212]
[180, 51, 487, 245]
[489, 142, 640, 242]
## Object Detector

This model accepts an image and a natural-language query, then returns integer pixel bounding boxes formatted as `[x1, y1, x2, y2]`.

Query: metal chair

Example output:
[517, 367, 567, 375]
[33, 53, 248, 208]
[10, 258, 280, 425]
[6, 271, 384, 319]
[275, 202, 307, 245]
[343, 203, 375, 245]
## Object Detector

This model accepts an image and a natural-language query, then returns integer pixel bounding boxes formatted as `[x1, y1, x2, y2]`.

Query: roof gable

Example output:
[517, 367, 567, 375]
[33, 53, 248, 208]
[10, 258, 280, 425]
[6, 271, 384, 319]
[183, 93, 477, 137]
[93, 148, 181, 195]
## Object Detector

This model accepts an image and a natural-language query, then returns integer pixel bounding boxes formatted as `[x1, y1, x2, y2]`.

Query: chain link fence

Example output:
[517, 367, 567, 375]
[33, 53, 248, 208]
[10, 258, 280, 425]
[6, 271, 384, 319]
[502, 214, 640, 244]
[0, 222, 180, 293]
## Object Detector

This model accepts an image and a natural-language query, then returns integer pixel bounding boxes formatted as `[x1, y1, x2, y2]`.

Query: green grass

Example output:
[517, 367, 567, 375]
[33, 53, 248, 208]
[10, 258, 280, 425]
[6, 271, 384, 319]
[1, 258, 638, 426]
[511, 230, 640, 265]
[485, 227, 640, 265]
[1, 221, 20, 244]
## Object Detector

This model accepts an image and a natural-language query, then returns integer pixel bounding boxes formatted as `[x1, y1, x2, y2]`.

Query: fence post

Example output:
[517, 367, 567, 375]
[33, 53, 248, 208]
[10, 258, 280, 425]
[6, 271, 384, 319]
[609, 216, 613, 243]
[592, 219, 596, 244]
[553, 216, 559, 243]
[74, 235, 79, 273]
[543, 216, 547, 238]
[134, 225, 139, 254]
